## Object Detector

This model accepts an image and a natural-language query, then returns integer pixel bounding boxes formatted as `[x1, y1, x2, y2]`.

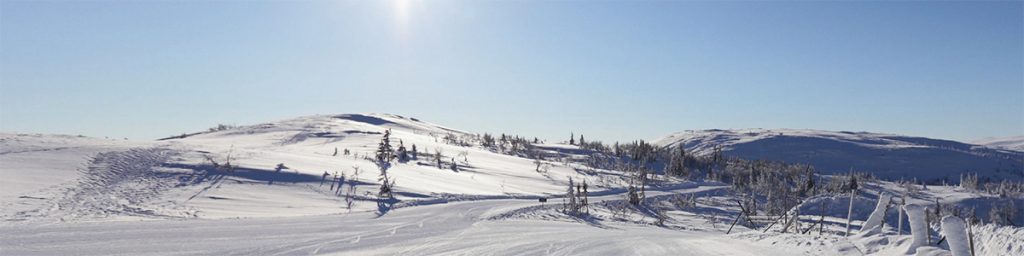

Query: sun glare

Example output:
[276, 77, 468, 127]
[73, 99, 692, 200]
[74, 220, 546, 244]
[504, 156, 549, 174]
[394, 0, 411, 26]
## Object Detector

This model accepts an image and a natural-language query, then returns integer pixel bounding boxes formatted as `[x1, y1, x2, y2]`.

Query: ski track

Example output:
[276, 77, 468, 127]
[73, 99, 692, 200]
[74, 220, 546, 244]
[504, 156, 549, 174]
[0, 199, 799, 255]
[6, 147, 189, 221]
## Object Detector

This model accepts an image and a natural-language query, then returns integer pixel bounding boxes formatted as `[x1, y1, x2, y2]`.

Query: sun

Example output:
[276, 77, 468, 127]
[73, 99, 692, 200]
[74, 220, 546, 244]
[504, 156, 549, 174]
[393, 0, 411, 26]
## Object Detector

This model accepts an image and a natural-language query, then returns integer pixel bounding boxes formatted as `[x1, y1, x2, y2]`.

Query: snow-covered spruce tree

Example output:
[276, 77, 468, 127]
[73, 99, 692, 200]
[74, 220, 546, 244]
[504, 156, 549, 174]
[565, 177, 579, 214]
[664, 147, 688, 178]
[959, 172, 979, 191]
[799, 166, 816, 197]
[411, 144, 417, 160]
[481, 133, 495, 147]
[396, 139, 408, 162]
[624, 164, 648, 206]
[989, 199, 1019, 226]
[569, 132, 575, 145]
[375, 129, 396, 201]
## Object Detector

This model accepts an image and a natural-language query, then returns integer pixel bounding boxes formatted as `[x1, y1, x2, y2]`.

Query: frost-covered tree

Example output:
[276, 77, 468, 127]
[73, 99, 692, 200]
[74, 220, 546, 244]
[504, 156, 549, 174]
[665, 147, 688, 177]
[848, 173, 859, 191]
[959, 173, 979, 191]
[433, 148, 444, 169]
[569, 132, 575, 145]
[482, 133, 496, 147]
[564, 177, 580, 214]
[989, 199, 1019, 226]
[375, 129, 396, 200]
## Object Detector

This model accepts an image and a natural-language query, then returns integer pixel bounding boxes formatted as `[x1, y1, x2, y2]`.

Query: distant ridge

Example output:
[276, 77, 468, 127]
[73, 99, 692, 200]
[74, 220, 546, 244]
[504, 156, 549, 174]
[655, 128, 1023, 182]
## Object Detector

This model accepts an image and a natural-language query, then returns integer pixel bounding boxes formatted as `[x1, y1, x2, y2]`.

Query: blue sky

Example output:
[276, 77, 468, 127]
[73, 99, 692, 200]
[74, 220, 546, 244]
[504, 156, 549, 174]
[1, 0, 1021, 143]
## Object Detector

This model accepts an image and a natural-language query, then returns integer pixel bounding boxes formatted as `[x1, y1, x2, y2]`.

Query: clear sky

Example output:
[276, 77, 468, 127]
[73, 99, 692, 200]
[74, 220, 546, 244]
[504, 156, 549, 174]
[1, 0, 1021, 143]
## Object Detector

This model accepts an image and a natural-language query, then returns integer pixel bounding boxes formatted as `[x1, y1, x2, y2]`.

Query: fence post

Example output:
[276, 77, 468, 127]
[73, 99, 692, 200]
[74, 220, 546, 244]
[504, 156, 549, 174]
[846, 189, 856, 236]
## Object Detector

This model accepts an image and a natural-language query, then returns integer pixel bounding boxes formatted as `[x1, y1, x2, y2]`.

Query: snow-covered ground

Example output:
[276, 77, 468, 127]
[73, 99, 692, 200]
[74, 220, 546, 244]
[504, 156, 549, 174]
[1, 114, 1021, 255]
[655, 129, 1024, 181]
[973, 136, 1024, 152]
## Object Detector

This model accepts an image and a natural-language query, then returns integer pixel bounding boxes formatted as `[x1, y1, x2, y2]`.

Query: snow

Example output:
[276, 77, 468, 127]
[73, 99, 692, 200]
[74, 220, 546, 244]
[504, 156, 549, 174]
[940, 216, 970, 256]
[0, 134, 148, 220]
[655, 129, 1024, 181]
[0, 199, 799, 255]
[972, 136, 1024, 152]
[971, 224, 1024, 256]
[2, 114, 1022, 255]
[860, 192, 891, 233]
[904, 204, 929, 254]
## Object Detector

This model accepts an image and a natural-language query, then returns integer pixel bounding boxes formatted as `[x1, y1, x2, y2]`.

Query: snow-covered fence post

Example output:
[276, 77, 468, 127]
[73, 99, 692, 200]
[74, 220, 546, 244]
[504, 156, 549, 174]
[904, 204, 928, 253]
[861, 192, 892, 233]
[967, 222, 975, 256]
[926, 211, 932, 244]
[846, 189, 856, 236]
[941, 216, 970, 256]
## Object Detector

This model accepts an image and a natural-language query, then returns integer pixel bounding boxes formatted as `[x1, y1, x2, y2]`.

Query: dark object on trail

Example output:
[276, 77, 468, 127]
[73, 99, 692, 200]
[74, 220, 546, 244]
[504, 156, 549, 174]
[539, 198, 548, 203]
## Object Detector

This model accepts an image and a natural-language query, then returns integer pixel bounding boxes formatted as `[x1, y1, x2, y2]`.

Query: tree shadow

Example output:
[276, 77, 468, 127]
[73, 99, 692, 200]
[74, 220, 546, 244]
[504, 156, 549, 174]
[376, 197, 399, 217]
[164, 163, 323, 186]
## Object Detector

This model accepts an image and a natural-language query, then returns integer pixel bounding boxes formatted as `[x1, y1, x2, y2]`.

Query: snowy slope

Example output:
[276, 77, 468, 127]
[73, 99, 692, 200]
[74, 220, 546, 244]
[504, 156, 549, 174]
[0, 134, 150, 219]
[1, 113, 612, 221]
[972, 136, 1024, 152]
[655, 129, 1024, 181]
[3, 115, 1022, 255]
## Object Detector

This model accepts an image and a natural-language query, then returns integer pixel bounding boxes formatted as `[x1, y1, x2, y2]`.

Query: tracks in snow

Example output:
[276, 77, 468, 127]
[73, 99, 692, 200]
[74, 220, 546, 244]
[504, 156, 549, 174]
[9, 147, 196, 221]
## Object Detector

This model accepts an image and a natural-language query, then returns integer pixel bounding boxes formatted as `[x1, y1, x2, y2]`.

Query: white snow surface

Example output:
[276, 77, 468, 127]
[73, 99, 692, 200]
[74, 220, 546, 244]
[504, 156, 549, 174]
[2, 114, 1023, 255]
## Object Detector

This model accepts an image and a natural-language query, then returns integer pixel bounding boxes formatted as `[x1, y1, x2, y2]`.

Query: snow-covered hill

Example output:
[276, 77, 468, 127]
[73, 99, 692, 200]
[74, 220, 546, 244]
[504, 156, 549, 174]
[973, 136, 1024, 152]
[2, 113, 624, 221]
[655, 129, 1024, 181]
[2, 115, 1022, 255]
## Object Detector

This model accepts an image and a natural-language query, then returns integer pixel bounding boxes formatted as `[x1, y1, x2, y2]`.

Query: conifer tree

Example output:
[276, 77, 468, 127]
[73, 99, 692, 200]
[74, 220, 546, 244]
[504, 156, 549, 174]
[375, 129, 396, 200]
[396, 139, 408, 162]
[565, 177, 578, 214]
